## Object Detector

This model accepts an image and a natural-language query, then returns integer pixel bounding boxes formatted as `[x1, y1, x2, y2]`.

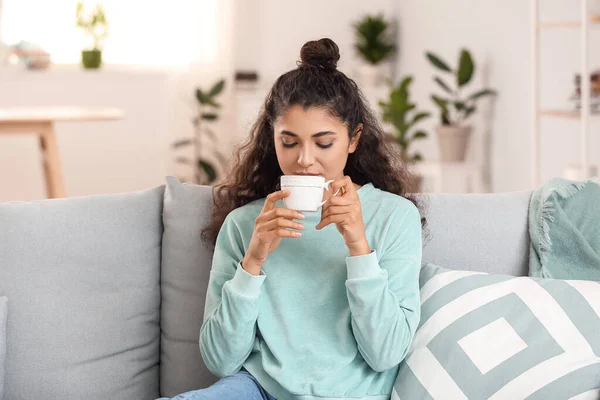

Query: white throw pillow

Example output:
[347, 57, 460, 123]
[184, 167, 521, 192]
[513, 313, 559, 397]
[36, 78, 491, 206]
[393, 264, 600, 399]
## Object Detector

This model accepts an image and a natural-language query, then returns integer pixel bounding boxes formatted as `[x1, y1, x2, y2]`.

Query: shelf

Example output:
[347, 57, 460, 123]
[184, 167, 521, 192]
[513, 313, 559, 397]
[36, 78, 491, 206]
[538, 15, 600, 29]
[538, 109, 600, 119]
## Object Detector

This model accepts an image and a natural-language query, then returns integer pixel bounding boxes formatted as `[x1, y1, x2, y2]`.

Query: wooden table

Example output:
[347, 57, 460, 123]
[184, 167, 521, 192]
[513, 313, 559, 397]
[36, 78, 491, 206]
[0, 107, 125, 198]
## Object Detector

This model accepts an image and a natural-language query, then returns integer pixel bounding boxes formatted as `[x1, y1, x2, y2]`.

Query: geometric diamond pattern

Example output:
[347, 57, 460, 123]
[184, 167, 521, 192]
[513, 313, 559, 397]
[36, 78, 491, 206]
[458, 317, 528, 374]
[392, 264, 600, 400]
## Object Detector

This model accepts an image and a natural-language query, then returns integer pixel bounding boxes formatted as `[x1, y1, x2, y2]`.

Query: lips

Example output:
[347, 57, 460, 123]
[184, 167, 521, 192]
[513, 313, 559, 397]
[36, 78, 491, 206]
[295, 172, 321, 176]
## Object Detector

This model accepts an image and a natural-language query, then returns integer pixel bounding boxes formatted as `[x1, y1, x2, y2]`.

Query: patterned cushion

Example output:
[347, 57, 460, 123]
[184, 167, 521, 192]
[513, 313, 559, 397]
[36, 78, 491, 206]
[393, 263, 600, 399]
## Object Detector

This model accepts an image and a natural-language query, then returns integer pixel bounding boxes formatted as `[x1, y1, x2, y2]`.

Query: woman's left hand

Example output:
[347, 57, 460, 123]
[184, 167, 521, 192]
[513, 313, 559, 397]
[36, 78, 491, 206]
[315, 176, 371, 256]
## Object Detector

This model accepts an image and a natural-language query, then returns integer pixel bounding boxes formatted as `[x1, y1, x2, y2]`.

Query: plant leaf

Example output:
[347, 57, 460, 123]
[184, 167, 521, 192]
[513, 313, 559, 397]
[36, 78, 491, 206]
[468, 89, 497, 101]
[395, 137, 408, 148]
[195, 88, 207, 104]
[426, 52, 452, 73]
[412, 130, 428, 140]
[195, 89, 220, 107]
[201, 113, 218, 121]
[410, 112, 431, 127]
[442, 113, 451, 125]
[198, 159, 217, 183]
[457, 49, 474, 87]
[172, 138, 193, 148]
[399, 76, 413, 93]
[353, 14, 396, 64]
[431, 95, 450, 112]
[411, 153, 424, 162]
[432, 95, 452, 125]
[208, 79, 225, 97]
[434, 76, 453, 94]
[464, 106, 476, 120]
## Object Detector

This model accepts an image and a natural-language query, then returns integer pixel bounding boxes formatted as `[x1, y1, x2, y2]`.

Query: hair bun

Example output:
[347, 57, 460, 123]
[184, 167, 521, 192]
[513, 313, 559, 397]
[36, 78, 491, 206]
[299, 38, 340, 72]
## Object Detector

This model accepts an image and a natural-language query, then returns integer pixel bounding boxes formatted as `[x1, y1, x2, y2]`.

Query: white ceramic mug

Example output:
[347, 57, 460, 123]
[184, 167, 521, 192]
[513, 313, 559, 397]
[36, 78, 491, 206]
[280, 175, 340, 212]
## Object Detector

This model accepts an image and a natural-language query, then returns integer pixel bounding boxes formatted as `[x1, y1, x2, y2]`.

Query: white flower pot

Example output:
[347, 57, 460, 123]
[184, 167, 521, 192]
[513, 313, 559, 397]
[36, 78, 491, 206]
[435, 125, 473, 162]
[358, 63, 385, 86]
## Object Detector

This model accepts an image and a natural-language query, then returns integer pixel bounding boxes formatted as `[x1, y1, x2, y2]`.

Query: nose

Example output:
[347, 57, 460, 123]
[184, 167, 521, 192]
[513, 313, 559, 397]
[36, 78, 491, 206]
[297, 144, 315, 168]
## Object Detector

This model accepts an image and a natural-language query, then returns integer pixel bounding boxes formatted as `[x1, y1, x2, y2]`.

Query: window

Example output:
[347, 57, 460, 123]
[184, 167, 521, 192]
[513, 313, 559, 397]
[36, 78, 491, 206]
[1, 0, 219, 66]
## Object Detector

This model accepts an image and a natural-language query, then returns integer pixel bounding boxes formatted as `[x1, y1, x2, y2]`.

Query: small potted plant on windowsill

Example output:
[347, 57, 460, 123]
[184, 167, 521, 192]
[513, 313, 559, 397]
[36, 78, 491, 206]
[426, 48, 496, 162]
[76, 2, 108, 69]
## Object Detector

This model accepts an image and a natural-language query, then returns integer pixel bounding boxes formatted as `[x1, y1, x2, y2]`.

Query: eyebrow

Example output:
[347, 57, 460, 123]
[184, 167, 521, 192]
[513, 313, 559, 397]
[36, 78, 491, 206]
[280, 130, 336, 138]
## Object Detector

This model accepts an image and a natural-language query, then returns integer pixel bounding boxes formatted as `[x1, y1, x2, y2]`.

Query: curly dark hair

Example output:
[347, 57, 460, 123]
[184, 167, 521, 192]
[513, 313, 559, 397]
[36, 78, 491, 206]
[202, 38, 427, 245]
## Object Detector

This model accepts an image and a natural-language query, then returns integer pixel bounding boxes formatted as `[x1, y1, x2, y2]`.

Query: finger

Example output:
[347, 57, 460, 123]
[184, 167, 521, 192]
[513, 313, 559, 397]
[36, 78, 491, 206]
[315, 214, 347, 230]
[261, 217, 304, 232]
[276, 229, 302, 238]
[325, 195, 352, 207]
[321, 190, 352, 209]
[260, 207, 305, 222]
[331, 176, 354, 197]
[320, 205, 353, 221]
[262, 191, 290, 212]
[264, 228, 302, 240]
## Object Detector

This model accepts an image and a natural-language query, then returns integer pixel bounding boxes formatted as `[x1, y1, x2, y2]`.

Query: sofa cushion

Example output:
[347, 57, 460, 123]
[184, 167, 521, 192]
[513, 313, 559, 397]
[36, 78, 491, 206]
[393, 263, 600, 399]
[160, 177, 217, 396]
[0, 297, 7, 400]
[419, 191, 532, 277]
[0, 187, 164, 400]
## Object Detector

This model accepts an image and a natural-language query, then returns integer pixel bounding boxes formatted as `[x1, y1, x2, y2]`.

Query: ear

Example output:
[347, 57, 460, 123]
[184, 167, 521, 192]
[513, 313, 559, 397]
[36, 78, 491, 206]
[348, 123, 363, 154]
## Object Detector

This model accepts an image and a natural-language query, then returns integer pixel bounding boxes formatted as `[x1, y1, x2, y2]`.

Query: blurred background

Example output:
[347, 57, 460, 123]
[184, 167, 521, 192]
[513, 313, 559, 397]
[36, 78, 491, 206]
[0, 0, 598, 201]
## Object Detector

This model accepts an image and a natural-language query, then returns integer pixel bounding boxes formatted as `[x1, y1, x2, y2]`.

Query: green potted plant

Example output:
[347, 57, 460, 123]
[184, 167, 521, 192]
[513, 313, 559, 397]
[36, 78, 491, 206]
[379, 76, 430, 192]
[426, 48, 497, 162]
[172, 79, 228, 185]
[76, 2, 108, 69]
[353, 13, 396, 86]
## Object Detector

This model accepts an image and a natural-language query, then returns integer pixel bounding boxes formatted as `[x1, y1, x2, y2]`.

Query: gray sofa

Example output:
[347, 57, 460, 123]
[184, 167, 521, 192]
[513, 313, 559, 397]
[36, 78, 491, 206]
[0, 177, 532, 399]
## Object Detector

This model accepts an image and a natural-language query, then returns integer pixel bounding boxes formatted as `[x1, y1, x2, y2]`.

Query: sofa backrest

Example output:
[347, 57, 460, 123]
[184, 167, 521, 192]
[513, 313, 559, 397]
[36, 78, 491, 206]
[419, 191, 532, 276]
[0, 178, 533, 399]
[158, 179, 533, 396]
[0, 186, 164, 400]
[160, 177, 217, 395]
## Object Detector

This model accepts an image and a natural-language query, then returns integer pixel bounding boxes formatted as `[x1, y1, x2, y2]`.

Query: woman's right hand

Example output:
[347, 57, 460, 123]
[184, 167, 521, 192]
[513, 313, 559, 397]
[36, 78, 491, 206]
[242, 190, 305, 275]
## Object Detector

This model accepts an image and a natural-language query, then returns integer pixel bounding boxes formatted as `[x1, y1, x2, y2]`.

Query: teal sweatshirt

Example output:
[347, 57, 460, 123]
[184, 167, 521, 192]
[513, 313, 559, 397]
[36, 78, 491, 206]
[199, 183, 422, 400]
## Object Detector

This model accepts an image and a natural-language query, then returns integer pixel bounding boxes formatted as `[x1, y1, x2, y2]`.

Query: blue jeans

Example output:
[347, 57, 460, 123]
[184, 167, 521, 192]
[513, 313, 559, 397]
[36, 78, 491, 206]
[156, 370, 276, 400]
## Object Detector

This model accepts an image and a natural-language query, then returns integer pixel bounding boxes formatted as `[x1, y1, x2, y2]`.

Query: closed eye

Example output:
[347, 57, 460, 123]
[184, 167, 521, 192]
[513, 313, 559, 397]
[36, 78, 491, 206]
[282, 142, 334, 149]
[317, 143, 334, 149]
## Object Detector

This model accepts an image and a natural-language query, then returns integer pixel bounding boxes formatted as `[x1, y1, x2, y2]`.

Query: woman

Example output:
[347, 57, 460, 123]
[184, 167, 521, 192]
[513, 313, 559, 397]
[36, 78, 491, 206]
[162, 38, 426, 400]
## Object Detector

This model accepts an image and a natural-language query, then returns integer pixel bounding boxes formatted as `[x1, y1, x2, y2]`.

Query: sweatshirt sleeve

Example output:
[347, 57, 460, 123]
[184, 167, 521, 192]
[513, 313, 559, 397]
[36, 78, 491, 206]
[199, 213, 266, 377]
[345, 204, 422, 372]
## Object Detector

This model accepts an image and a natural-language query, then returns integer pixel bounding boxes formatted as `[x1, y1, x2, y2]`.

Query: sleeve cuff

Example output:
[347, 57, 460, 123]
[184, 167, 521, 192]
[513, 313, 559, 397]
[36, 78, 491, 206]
[228, 263, 267, 297]
[346, 250, 383, 280]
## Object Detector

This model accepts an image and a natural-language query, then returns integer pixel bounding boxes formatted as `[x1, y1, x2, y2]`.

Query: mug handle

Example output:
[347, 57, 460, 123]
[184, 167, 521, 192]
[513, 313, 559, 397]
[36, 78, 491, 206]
[319, 179, 341, 207]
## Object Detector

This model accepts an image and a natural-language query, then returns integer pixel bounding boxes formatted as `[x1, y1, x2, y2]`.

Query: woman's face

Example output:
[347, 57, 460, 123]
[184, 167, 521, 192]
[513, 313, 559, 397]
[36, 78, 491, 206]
[273, 105, 360, 182]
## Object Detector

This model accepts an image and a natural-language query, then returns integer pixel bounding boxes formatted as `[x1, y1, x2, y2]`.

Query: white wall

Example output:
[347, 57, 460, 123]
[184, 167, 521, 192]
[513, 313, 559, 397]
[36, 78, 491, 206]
[0, 0, 235, 202]
[234, 0, 396, 86]
[236, 0, 600, 193]
[393, 0, 600, 192]
[3, 1, 597, 200]
[0, 67, 172, 201]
